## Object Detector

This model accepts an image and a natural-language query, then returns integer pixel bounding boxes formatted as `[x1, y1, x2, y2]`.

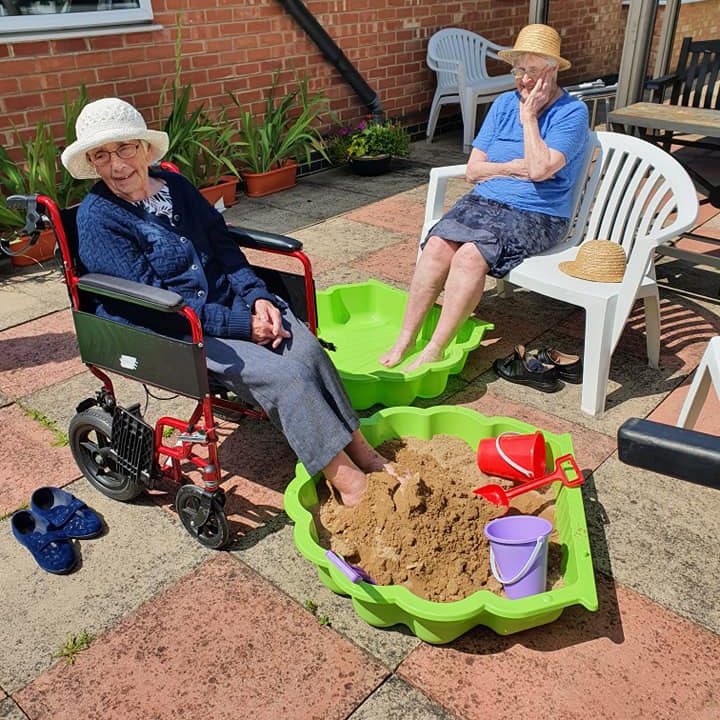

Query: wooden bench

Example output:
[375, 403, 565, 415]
[645, 36, 720, 150]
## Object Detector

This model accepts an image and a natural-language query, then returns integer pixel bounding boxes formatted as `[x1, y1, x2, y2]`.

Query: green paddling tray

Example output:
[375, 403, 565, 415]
[284, 406, 598, 645]
[315, 280, 493, 409]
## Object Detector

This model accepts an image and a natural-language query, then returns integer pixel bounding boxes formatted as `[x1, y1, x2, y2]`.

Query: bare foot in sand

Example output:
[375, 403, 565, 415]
[324, 452, 368, 507]
[402, 342, 444, 372]
[379, 335, 416, 368]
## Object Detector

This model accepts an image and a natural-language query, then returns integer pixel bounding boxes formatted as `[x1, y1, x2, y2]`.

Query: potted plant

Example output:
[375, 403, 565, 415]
[327, 117, 411, 176]
[1, 89, 91, 267]
[228, 71, 331, 197]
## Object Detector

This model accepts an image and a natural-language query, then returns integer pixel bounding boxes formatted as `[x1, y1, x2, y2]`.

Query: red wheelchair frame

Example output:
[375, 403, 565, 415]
[7, 178, 317, 549]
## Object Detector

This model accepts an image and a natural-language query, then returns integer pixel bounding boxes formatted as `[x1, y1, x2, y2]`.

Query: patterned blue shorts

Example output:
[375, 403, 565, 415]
[424, 192, 570, 278]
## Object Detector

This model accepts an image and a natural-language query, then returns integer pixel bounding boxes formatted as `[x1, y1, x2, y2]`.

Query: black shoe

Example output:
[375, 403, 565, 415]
[532, 347, 583, 384]
[493, 345, 563, 393]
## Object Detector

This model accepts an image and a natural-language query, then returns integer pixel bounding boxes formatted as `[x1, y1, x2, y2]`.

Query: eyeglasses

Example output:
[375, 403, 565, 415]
[89, 142, 141, 166]
[510, 67, 545, 79]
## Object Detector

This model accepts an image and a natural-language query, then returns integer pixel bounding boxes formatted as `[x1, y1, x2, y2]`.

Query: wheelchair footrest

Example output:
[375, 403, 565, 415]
[111, 406, 155, 486]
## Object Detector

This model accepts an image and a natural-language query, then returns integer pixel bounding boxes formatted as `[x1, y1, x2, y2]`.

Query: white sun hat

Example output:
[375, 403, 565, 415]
[61, 97, 169, 180]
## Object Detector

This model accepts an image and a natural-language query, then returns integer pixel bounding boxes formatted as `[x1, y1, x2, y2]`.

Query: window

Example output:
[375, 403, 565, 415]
[0, 1, 153, 34]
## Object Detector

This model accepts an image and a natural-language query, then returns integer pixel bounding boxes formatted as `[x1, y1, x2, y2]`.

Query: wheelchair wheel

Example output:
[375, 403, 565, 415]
[69, 407, 145, 502]
[175, 485, 229, 549]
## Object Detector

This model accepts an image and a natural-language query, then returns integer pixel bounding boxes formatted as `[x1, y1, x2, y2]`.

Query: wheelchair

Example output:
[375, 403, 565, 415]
[5, 170, 318, 550]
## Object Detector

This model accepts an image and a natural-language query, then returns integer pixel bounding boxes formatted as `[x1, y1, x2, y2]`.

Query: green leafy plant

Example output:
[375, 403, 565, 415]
[228, 70, 331, 174]
[20, 405, 69, 447]
[0, 86, 91, 243]
[160, 17, 239, 188]
[326, 117, 411, 163]
[53, 630, 94, 665]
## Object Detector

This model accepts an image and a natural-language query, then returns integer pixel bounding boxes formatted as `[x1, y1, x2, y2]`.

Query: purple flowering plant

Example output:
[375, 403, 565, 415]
[326, 115, 410, 165]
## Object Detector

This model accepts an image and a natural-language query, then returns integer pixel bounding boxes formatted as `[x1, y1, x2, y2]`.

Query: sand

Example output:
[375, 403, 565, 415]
[314, 435, 563, 603]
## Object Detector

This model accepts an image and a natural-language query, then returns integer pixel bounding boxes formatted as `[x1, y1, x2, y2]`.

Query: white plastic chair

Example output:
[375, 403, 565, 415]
[426, 28, 516, 152]
[419, 131, 700, 417]
[677, 336, 720, 429]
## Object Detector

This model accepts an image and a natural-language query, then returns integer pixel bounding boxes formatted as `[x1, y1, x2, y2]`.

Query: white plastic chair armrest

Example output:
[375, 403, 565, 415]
[422, 164, 468, 240]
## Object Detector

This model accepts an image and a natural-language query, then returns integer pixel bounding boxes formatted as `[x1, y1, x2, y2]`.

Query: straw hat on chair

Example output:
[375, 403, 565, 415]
[498, 24, 572, 71]
[559, 240, 627, 283]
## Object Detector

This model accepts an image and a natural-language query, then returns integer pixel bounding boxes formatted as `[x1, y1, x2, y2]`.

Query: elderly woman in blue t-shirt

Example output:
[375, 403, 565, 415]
[380, 24, 589, 372]
[61, 97, 397, 507]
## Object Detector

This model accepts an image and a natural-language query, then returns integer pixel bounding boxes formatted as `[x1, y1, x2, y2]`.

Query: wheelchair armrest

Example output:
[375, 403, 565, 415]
[227, 226, 302, 253]
[617, 418, 720, 489]
[78, 273, 185, 312]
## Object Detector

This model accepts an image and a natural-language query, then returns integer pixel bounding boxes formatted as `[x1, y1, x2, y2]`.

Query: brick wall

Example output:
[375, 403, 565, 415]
[0, 0, 717, 154]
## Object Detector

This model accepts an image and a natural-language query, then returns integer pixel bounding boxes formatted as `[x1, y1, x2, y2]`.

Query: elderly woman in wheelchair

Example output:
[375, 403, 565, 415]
[37, 97, 395, 544]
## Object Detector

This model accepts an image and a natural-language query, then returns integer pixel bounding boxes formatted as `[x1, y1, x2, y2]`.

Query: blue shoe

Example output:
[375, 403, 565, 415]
[30, 486, 102, 539]
[11, 510, 77, 574]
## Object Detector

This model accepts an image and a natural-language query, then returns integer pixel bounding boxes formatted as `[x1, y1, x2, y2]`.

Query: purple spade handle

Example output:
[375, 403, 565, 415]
[325, 550, 376, 584]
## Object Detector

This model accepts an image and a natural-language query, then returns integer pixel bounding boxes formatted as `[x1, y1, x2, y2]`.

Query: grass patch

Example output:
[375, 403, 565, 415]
[0, 501, 28, 522]
[303, 599, 330, 627]
[53, 630, 94, 665]
[20, 405, 68, 447]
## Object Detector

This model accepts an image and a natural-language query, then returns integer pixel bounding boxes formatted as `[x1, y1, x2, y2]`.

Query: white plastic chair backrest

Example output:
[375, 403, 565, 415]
[568, 130, 699, 339]
[427, 29, 497, 89]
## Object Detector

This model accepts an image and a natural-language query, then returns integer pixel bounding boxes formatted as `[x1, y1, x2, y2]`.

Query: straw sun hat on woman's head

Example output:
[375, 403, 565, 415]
[61, 98, 169, 180]
[498, 24, 571, 71]
[559, 240, 627, 283]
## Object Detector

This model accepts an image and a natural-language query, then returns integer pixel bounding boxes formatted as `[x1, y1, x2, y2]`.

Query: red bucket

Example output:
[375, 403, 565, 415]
[477, 431, 546, 482]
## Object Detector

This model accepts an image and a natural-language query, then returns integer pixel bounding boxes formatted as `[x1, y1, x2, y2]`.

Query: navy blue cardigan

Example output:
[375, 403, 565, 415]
[77, 171, 276, 339]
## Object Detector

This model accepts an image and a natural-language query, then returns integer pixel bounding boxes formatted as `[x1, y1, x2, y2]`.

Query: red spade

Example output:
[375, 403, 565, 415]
[474, 454, 584, 507]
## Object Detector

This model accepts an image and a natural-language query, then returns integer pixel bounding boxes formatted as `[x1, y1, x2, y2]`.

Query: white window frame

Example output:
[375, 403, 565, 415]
[0, 1, 153, 34]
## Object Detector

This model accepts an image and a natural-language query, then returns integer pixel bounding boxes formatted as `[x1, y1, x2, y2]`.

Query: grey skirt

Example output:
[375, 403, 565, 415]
[424, 192, 570, 278]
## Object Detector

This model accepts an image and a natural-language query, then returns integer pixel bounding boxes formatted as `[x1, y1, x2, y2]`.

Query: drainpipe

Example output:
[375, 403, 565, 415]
[277, 0, 384, 121]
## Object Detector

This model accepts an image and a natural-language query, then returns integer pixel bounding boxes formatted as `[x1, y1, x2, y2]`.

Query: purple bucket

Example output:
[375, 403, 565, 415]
[484, 515, 552, 599]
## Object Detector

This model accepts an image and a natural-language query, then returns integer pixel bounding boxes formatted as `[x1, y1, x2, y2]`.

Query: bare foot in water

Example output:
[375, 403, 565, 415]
[402, 342, 444, 372]
[379, 335, 415, 368]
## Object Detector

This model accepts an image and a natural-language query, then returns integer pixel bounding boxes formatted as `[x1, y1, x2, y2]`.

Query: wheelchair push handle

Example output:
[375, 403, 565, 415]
[6, 194, 44, 239]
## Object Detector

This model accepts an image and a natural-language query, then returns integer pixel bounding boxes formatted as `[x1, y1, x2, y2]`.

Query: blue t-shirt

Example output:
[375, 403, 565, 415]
[471, 90, 589, 218]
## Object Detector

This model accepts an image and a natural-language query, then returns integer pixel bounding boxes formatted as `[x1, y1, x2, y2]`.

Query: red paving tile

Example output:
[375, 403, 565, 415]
[558, 297, 719, 376]
[398, 575, 720, 720]
[345, 196, 426, 237]
[0, 404, 79, 515]
[648, 372, 720, 436]
[243, 247, 337, 277]
[0, 310, 84, 399]
[460, 392, 616, 471]
[353, 235, 420, 285]
[16, 555, 387, 720]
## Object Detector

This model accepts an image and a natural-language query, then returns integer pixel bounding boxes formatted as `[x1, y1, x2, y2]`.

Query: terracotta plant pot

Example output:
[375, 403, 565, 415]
[199, 176, 239, 208]
[241, 160, 298, 198]
[9, 228, 57, 267]
[348, 154, 392, 176]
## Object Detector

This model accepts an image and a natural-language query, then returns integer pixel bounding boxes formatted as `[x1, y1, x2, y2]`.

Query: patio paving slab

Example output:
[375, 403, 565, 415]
[0, 698, 27, 720]
[474, 328, 686, 436]
[0, 403, 79, 517]
[236, 523, 421, 669]
[344, 196, 426, 238]
[647, 370, 720, 436]
[585, 453, 720, 634]
[20, 370, 198, 437]
[0, 390, 9, 408]
[0, 309, 83, 399]
[15, 554, 388, 720]
[224, 201, 318, 236]
[0, 265, 70, 331]
[352, 235, 423, 287]
[0, 478, 210, 693]
[348, 675, 457, 720]
[397, 575, 720, 720]
[293, 217, 409, 266]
